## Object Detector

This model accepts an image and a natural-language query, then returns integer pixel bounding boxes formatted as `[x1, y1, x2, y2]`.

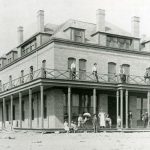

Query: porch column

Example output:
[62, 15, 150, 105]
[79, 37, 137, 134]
[40, 85, 44, 129]
[120, 89, 123, 128]
[68, 87, 71, 128]
[29, 89, 32, 128]
[116, 90, 119, 123]
[147, 91, 150, 127]
[125, 90, 128, 128]
[93, 88, 96, 114]
[19, 92, 22, 128]
[10, 95, 13, 129]
[3, 98, 6, 128]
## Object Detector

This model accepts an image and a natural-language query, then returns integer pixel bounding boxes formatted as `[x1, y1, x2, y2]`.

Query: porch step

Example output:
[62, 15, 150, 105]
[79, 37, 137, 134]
[13, 127, 150, 133]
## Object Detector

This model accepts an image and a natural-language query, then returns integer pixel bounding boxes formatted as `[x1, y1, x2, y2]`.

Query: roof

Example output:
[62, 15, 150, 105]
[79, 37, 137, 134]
[44, 19, 133, 44]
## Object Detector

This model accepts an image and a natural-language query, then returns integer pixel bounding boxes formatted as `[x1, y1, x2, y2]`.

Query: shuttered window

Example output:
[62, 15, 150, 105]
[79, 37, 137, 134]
[108, 62, 116, 82]
[79, 59, 86, 80]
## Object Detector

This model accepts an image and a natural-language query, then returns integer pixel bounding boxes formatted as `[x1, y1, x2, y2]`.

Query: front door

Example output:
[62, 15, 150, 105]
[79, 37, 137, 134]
[108, 96, 117, 127]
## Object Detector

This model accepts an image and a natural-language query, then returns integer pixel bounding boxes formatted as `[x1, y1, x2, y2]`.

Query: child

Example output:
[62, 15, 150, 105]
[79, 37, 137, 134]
[64, 121, 69, 133]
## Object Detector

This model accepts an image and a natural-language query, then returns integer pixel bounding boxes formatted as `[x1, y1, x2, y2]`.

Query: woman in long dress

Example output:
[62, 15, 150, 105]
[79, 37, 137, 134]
[98, 110, 106, 128]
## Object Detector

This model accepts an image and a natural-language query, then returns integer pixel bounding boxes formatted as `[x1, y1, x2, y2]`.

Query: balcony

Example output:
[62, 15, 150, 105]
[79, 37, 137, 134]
[0, 68, 148, 92]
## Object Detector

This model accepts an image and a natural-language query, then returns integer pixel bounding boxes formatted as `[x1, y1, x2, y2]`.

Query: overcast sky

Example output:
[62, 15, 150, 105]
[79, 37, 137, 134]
[0, 0, 150, 55]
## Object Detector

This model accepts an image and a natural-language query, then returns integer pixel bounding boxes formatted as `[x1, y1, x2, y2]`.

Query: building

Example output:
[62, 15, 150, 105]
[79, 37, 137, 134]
[0, 9, 150, 129]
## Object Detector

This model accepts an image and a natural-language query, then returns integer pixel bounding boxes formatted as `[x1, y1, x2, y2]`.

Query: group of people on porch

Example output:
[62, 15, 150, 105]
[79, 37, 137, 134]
[64, 110, 150, 133]
[64, 109, 112, 133]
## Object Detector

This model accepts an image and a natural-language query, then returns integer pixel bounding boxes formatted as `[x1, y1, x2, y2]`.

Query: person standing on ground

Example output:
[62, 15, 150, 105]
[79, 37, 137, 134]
[142, 112, 149, 128]
[92, 63, 99, 82]
[128, 111, 133, 128]
[92, 114, 98, 133]
[70, 61, 76, 79]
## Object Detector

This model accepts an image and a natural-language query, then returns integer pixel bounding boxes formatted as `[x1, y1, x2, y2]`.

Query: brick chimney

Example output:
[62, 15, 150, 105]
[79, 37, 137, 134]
[96, 9, 105, 32]
[37, 10, 44, 32]
[17, 26, 23, 45]
[131, 16, 140, 37]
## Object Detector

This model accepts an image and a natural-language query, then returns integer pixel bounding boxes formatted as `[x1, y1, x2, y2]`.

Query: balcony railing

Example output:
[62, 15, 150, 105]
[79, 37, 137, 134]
[0, 68, 148, 92]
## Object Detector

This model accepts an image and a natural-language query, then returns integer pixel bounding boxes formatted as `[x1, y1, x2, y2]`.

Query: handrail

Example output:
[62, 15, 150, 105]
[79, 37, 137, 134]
[0, 68, 149, 92]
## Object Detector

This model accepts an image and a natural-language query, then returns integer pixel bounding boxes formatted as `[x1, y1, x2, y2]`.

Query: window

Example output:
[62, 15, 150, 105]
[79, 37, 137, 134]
[137, 97, 147, 120]
[6, 104, 9, 121]
[79, 59, 87, 80]
[42, 60, 46, 68]
[68, 57, 76, 79]
[122, 64, 130, 75]
[0, 80, 2, 92]
[108, 62, 116, 82]
[22, 101, 25, 121]
[68, 57, 76, 69]
[74, 29, 83, 42]
[41, 60, 46, 78]
[9, 75, 12, 88]
[21, 70, 24, 83]
[32, 98, 34, 120]
[30, 66, 33, 80]
[13, 105, 15, 120]
[44, 95, 47, 119]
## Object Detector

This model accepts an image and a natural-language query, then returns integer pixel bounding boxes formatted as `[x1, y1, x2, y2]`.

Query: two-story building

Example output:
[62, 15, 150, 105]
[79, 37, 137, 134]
[0, 9, 150, 130]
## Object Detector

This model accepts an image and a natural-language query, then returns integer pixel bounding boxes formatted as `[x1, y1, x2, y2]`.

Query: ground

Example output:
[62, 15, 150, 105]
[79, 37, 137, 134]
[0, 131, 150, 150]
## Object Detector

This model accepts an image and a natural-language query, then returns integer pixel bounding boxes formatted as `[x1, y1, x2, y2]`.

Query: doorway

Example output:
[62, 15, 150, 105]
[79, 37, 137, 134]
[108, 96, 117, 126]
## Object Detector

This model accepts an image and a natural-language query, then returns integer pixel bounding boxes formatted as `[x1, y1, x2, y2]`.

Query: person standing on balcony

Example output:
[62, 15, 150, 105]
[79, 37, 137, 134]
[70, 61, 76, 80]
[119, 65, 126, 83]
[92, 63, 99, 82]
[144, 67, 150, 83]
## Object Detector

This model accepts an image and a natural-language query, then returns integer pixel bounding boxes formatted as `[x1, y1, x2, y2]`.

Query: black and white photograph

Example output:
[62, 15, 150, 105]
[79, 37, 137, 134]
[1, 0, 150, 149]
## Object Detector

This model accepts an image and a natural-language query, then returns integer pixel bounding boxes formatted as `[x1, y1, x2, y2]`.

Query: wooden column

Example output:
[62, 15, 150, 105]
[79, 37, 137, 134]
[3, 98, 6, 128]
[29, 89, 32, 128]
[10, 95, 13, 129]
[93, 88, 96, 114]
[147, 91, 150, 127]
[116, 90, 119, 124]
[125, 90, 128, 128]
[40, 86, 44, 129]
[19, 92, 22, 128]
[68, 87, 71, 127]
[120, 89, 123, 128]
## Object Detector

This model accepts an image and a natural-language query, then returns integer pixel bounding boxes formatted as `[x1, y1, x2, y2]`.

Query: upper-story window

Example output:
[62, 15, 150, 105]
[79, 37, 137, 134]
[21, 39, 36, 56]
[30, 66, 34, 80]
[122, 64, 130, 75]
[21, 70, 24, 83]
[79, 59, 87, 80]
[68, 57, 76, 69]
[9, 75, 12, 88]
[64, 27, 85, 43]
[108, 62, 116, 82]
[74, 29, 84, 42]
[106, 36, 132, 50]
[0, 80, 2, 92]
[41, 60, 46, 78]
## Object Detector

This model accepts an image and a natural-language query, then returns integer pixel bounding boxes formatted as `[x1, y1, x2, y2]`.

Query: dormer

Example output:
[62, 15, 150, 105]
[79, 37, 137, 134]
[0, 57, 6, 68]
[64, 27, 85, 43]
[6, 50, 18, 64]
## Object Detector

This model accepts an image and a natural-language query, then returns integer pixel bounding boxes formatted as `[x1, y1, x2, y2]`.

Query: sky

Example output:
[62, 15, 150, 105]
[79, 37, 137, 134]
[0, 0, 150, 56]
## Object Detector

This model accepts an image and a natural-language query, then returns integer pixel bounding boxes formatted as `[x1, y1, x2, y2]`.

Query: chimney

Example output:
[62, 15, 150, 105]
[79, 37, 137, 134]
[96, 9, 105, 32]
[131, 16, 140, 37]
[37, 10, 44, 32]
[17, 26, 23, 44]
